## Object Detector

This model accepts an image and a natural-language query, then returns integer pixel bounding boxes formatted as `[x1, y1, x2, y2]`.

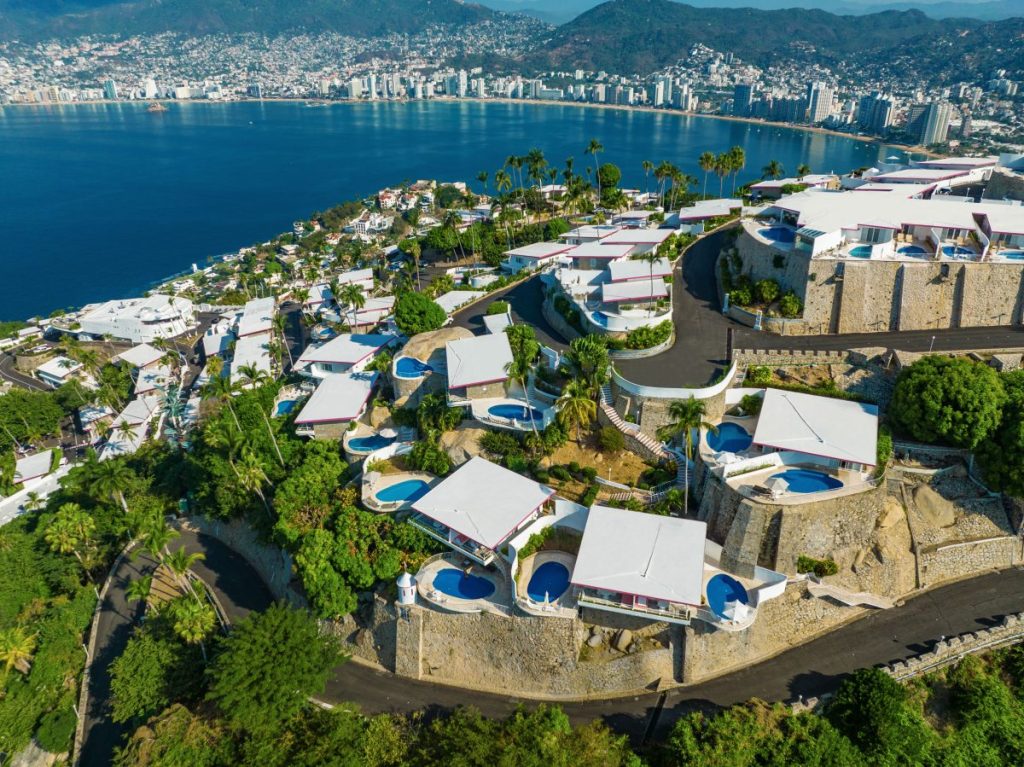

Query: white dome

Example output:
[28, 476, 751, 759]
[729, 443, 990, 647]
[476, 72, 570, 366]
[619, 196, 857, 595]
[396, 572, 415, 588]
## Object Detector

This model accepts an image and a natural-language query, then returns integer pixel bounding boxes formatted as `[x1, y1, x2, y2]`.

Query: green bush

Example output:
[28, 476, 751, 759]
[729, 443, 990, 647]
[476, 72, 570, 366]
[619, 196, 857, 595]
[739, 393, 763, 415]
[394, 292, 446, 336]
[550, 465, 572, 482]
[746, 366, 772, 386]
[778, 291, 802, 318]
[876, 425, 893, 475]
[579, 482, 600, 507]
[533, 469, 550, 483]
[505, 454, 529, 474]
[581, 466, 598, 482]
[34, 705, 76, 753]
[407, 440, 451, 476]
[797, 555, 839, 577]
[597, 426, 625, 453]
[729, 284, 752, 307]
[480, 431, 523, 458]
[486, 300, 509, 316]
[755, 278, 780, 304]
[623, 320, 673, 350]
[568, 461, 581, 476]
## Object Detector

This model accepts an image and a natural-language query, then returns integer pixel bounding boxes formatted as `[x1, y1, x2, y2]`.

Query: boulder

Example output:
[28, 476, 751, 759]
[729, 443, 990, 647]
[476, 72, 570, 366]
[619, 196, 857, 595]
[612, 628, 633, 653]
[877, 497, 905, 529]
[913, 484, 957, 528]
[587, 634, 604, 648]
[368, 406, 391, 429]
[439, 424, 489, 468]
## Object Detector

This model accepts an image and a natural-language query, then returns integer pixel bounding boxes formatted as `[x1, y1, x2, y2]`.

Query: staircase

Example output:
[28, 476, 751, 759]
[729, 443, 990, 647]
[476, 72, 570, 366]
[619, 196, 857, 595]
[598, 384, 671, 462]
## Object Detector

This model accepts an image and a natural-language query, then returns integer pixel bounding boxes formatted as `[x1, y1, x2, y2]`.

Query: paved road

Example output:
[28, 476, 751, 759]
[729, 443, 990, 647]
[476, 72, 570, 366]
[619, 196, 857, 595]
[0, 352, 48, 391]
[735, 324, 1024, 354]
[79, 531, 273, 767]
[452, 274, 568, 352]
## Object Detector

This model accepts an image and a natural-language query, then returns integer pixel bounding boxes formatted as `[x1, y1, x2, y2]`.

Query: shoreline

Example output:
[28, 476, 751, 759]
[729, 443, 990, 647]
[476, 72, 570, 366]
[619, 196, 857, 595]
[2, 95, 941, 158]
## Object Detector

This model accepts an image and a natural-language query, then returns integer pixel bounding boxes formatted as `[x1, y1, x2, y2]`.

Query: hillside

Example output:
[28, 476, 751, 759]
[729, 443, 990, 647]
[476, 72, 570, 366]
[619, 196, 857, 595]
[0, 0, 496, 40]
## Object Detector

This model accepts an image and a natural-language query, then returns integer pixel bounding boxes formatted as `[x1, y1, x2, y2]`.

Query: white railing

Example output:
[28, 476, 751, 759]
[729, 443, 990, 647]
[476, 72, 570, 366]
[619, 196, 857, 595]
[577, 590, 693, 624]
[612, 361, 737, 401]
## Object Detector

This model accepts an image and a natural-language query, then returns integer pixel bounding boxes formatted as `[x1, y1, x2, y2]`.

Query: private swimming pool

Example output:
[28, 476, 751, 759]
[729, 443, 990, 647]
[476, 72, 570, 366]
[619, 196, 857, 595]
[394, 357, 433, 378]
[526, 561, 571, 602]
[488, 403, 543, 421]
[706, 422, 753, 453]
[1003, 250, 1024, 260]
[706, 573, 749, 620]
[433, 568, 496, 600]
[374, 479, 430, 504]
[941, 245, 975, 258]
[348, 434, 396, 452]
[275, 400, 298, 417]
[898, 245, 928, 257]
[849, 245, 872, 259]
[759, 226, 795, 244]
[770, 468, 843, 493]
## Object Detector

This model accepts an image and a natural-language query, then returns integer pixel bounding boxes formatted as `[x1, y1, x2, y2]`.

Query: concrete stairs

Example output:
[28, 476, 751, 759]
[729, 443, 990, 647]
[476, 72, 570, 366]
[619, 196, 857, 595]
[806, 579, 895, 609]
[598, 384, 671, 462]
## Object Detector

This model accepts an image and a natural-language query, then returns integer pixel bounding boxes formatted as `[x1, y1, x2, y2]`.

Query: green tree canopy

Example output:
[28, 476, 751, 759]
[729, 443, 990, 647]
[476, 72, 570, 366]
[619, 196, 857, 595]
[889, 356, 1006, 449]
[976, 370, 1024, 496]
[394, 292, 446, 337]
[110, 630, 202, 724]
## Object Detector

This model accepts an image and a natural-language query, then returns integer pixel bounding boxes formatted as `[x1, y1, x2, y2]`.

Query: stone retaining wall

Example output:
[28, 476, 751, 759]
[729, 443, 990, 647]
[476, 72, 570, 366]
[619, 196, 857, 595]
[920, 536, 1020, 587]
[541, 294, 582, 343]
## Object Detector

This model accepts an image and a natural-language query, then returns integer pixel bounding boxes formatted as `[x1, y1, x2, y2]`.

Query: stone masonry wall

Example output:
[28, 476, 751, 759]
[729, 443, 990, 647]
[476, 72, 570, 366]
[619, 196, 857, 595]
[920, 537, 1021, 587]
[985, 168, 1024, 202]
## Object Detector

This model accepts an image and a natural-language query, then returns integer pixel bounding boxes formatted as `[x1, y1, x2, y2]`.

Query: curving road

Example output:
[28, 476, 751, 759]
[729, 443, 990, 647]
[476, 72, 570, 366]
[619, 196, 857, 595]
[84, 529, 1024, 762]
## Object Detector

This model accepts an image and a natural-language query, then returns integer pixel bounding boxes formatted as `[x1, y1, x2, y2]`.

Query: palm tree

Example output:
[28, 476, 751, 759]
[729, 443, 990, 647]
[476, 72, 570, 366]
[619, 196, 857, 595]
[44, 502, 96, 577]
[236, 449, 272, 517]
[405, 239, 422, 291]
[503, 343, 540, 436]
[642, 159, 654, 200]
[585, 138, 604, 202]
[272, 314, 294, 368]
[125, 574, 153, 604]
[638, 250, 664, 317]
[728, 146, 746, 196]
[203, 375, 241, 431]
[656, 397, 717, 514]
[138, 522, 179, 564]
[0, 627, 37, 677]
[494, 169, 512, 196]
[88, 459, 134, 513]
[164, 547, 206, 600]
[166, 596, 216, 662]
[557, 379, 596, 443]
[476, 170, 488, 196]
[762, 159, 785, 180]
[698, 151, 716, 199]
[339, 282, 366, 332]
[715, 153, 731, 197]
[654, 160, 674, 210]
[796, 163, 811, 178]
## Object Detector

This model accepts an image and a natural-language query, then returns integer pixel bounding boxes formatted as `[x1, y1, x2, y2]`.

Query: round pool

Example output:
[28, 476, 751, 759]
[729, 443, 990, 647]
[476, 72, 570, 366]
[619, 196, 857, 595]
[311, 325, 336, 341]
[849, 245, 872, 259]
[758, 226, 795, 244]
[769, 468, 843, 493]
[433, 568, 496, 600]
[395, 357, 433, 378]
[526, 561, 570, 602]
[898, 245, 927, 257]
[706, 422, 753, 453]
[1003, 250, 1024, 260]
[941, 245, 975, 258]
[488, 403, 543, 422]
[275, 400, 297, 417]
[706, 573, 749, 620]
[348, 434, 396, 453]
[374, 479, 430, 504]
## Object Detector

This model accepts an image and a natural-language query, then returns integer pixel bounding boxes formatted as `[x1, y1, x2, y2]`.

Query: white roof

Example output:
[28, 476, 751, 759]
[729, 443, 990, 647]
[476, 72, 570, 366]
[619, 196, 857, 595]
[608, 258, 672, 282]
[915, 156, 997, 169]
[79, 294, 193, 325]
[677, 198, 743, 220]
[119, 395, 162, 426]
[566, 242, 634, 260]
[237, 297, 275, 337]
[14, 451, 53, 483]
[599, 228, 674, 247]
[601, 280, 669, 303]
[482, 313, 512, 334]
[562, 225, 621, 241]
[412, 456, 554, 549]
[445, 333, 512, 388]
[505, 242, 573, 260]
[572, 505, 706, 605]
[294, 371, 377, 425]
[36, 356, 81, 380]
[356, 295, 395, 318]
[78, 404, 114, 426]
[297, 333, 396, 367]
[117, 343, 163, 369]
[231, 333, 272, 383]
[753, 388, 879, 466]
[203, 331, 233, 357]
[133, 363, 171, 396]
[872, 168, 969, 183]
[434, 290, 486, 315]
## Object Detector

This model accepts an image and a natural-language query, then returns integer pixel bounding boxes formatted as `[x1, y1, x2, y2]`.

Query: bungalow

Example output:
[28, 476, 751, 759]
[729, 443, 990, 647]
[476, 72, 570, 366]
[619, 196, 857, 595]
[99, 395, 162, 461]
[560, 224, 621, 245]
[565, 242, 633, 270]
[445, 333, 513, 404]
[750, 174, 836, 200]
[117, 343, 164, 370]
[598, 227, 675, 255]
[501, 242, 573, 274]
[607, 257, 672, 283]
[409, 456, 555, 565]
[672, 198, 743, 225]
[294, 371, 378, 439]
[236, 297, 275, 338]
[572, 505, 706, 625]
[78, 404, 115, 443]
[13, 451, 56, 486]
[133, 364, 172, 398]
[230, 333, 273, 387]
[295, 333, 398, 379]
[600, 279, 669, 307]
[35, 356, 82, 388]
[434, 290, 486, 316]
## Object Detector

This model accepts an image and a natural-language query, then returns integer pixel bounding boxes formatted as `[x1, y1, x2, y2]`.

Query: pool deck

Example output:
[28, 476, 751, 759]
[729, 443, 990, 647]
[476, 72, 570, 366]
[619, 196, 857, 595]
[469, 396, 556, 433]
[361, 471, 438, 513]
[416, 553, 511, 615]
[727, 463, 874, 506]
[515, 551, 578, 619]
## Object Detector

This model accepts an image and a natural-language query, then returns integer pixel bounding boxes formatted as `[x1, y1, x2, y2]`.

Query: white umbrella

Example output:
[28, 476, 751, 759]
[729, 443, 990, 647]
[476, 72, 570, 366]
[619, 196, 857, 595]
[723, 600, 750, 623]
[717, 452, 741, 465]
[379, 427, 398, 439]
[764, 476, 788, 499]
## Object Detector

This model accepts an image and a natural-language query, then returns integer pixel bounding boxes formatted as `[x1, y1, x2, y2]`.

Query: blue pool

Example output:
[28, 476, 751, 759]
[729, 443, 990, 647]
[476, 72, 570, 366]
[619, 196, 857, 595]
[898, 245, 927, 257]
[941, 245, 975, 258]
[770, 468, 843, 493]
[275, 400, 297, 417]
[395, 357, 433, 378]
[433, 568, 496, 600]
[706, 422, 753, 453]
[706, 573, 749, 620]
[375, 479, 430, 504]
[1003, 250, 1024, 260]
[488, 403, 543, 422]
[849, 245, 872, 259]
[348, 434, 396, 452]
[759, 226, 795, 244]
[527, 561, 571, 602]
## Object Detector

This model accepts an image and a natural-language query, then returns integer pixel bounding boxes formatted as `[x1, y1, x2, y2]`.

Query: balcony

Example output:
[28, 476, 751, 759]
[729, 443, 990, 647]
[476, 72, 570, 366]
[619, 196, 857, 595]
[576, 589, 694, 625]
[408, 512, 496, 565]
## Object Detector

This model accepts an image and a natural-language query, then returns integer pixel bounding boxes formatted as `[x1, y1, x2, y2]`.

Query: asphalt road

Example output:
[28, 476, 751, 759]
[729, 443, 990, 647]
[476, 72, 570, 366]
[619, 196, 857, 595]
[452, 274, 568, 352]
[735, 324, 1024, 354]
[86, 531, 1024, 759]
[0, 352, 48, 391]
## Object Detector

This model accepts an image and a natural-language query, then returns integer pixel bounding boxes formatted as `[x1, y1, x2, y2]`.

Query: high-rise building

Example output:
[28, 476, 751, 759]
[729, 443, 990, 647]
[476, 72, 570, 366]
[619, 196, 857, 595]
[732, 82, 754, 117]
[959, 110, 973, 139]
[103, 79, 118, 100]
[347, 78, 363, 100]
[247, 83, 262, 99]
[143, 78, 158, 99]
[806, 81, 833, 124]
[457, 70, 468, 99]
[856, 92, 895, 135]
[919, 101, 954, 146]
[367, 74, 378, 100]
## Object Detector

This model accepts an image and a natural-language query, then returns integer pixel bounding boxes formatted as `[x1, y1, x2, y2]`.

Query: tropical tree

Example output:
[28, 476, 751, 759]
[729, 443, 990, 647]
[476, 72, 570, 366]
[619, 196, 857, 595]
[503, 327, 540, 435]
[565, 335, 610, 396]
[585, 138, 604, 202]
[44, 502, 96, 575]
[272, 314, 294, 368]
[203, 375, 241, 431]
[642, 159, 654, 199]
[165, 596, 216, 662]
[87, 458, 135, 513]
[762, 159, 785, 180]
[656, 397, 717, 513]
[715, 153, 731, 197]
[137, 521, 179, 565]
[236, 449, 273, 517]
[698, 151, 716, 198]
[638, 249, 664, 317]
[164, 546, 206, 600]
[125, 574, 154, 604]
[796, 163, 812, 178]
[476, 170, 488, 196]
[557, 379, 597, 443]
[0, 627, 37, 677]
[728, 145, 746, 195]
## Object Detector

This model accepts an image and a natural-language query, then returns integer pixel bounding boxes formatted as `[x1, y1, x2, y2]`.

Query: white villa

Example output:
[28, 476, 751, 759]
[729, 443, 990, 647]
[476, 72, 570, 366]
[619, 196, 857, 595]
[236, 297, 275, 338]
[445, 333, 513, 405]
[35, 356, 86, 389]
[501, 242, 573, 274]
[409, 456, 556, 565]
[117, 343, 164, 370]
[294, 371, 378, 439]
[78, 295, 195, 343]
[295, 333, 398, 379]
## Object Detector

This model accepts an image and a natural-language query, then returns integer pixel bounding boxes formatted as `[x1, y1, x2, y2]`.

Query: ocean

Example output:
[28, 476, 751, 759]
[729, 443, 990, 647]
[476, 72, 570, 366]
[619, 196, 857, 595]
[0, 99, 907, 320]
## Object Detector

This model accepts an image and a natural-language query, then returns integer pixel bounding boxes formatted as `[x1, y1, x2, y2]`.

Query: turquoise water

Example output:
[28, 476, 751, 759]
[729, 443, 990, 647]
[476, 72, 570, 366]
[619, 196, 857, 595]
[0, 101, 905, 319]
[433, 568, 495, 600]
[759, 227, 795, 244]
[489, 403, 543, 421]
[526, 561, 571, 602]
[274, 400, 297, 417]
[375, 479, 430, 503]
[898, 245, 927, 256]
[770, 468, 843, 493]
[706, 422, 753, 453]
[394, 357, 433, 378]
[348, 434, 395, 452]
[706, 573, 749, 619]
[849, 245, 872, 258]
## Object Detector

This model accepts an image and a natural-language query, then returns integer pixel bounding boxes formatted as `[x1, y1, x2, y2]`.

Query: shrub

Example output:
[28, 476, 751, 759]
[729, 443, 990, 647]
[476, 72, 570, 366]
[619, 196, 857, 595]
[797, 555, 839, 577]
[35, 705, 76, 753]
[876, 425, 893, 474]
[746, 365, 772, 386]
[533, 469, 550, 483]
[505, 454, 529, 473]
[394, 292, 446, 336]
[550, 465, 572, 482]
[624, 320, 673, 350]
[779, 291, 802, 318]
[739, 393, 763, 415]
[597, 427, 625, 453]
[729, 285, 752, 307]
[568, 461, 581, 476]
[480, 431, 523, 458]
[579, 482, 600, 507]
[407, 440, 451, 476]
[755, 278, 780, 304]
[581, 466, 598, 482]
[486, 300, 510, 316]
